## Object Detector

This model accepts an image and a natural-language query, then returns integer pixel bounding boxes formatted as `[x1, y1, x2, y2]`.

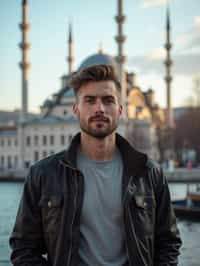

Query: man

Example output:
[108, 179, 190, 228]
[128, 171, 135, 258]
[10, 64, 182, 265]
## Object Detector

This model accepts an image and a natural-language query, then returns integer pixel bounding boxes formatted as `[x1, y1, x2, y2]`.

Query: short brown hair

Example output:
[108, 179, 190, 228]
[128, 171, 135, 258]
[68, 64, 121, 94]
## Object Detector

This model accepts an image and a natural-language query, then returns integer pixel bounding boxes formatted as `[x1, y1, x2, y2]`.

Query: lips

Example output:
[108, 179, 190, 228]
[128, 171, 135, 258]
[89, 116, 109, 122]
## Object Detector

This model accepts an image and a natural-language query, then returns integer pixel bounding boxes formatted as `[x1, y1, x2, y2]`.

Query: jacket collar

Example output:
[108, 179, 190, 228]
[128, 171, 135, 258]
[62, 132, 148, 177]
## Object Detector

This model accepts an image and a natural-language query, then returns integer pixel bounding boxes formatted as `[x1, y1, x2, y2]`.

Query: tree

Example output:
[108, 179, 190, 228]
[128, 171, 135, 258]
[174, 74, 200, 165]
[174, 107, 200, 164]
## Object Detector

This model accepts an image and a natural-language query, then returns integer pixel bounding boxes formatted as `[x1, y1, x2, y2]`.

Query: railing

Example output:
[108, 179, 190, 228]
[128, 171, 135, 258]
[0, 260, 11, 266]
[1, 167, 200, 183]
[164, 168, 200, 183]
[0, 169, 27, 181]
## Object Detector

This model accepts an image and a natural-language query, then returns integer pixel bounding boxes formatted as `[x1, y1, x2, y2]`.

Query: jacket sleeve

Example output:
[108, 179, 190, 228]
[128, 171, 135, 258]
[9, 166, 49, 266]
[153, 165, 182, 266]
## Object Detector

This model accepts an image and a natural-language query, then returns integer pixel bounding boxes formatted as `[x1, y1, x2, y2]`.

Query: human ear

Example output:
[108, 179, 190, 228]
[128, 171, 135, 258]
[73, 103, 79, 116]
[119, 105, 123, 115]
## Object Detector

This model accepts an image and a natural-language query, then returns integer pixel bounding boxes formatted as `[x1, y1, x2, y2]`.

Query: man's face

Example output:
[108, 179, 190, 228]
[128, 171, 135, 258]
[73, 80, 122, 139]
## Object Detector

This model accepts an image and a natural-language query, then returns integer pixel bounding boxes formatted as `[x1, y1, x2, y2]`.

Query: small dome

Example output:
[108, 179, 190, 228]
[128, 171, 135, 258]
[78, 53, 118, 71]
[43, 99, 53, 107]
[63, 88, 75, 97]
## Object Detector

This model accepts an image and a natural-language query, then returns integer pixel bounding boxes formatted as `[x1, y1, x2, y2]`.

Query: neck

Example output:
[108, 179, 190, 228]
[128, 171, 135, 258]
[80, 132, 117, 161]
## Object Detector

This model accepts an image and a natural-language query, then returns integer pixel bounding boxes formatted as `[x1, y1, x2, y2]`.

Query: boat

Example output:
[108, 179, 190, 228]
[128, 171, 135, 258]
[172, 191, 200, 220]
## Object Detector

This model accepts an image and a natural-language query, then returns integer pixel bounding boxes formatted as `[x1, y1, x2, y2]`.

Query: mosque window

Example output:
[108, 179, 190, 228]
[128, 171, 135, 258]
[61, 135, 65, 145]
[34, 151, 39, 162]
[1, 156, 4, 168]
[25, 161, 30, 169]
[43, 135, 47, 146]
[26, 136, 31, 146]
[50, 135, 54, 145]
[43, 151, 47, 158]
[7, 156, 12, 169]
[8, 138, 11, 146]
[15, 139, 18, 146]
[14, 156, 18, 167]
[0, 139, 4, 147]
[68, 134, 73, 143]
[50, 150, 54, 155]
[34, 135, 39, 145]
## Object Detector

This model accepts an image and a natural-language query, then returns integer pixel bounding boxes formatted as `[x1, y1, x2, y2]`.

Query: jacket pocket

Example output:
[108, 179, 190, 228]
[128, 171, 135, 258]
[134, 195, 155, 211]
[39, 195, 63, 233]
[130, 194, 156, 235]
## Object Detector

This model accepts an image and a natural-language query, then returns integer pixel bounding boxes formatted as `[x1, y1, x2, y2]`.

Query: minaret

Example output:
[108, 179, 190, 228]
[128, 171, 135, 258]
[115, 0, 127, 117]
[67, 23, 74, 74]
[19, 0, 30, 122]
[164, 7, 174, 128]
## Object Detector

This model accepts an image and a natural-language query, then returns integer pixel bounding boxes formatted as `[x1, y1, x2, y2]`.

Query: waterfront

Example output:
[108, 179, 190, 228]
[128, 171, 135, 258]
[0, 182, 200, 265]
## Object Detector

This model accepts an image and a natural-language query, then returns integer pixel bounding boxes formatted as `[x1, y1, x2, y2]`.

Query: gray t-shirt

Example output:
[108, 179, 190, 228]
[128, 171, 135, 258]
[77, 149, 127, 266]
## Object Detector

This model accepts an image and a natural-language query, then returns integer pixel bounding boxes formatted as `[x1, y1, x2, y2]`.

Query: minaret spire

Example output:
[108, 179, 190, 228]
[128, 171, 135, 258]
[115, 0, 127, 118]
[98, 42, 104, 54]
[164, 5, 174, 128]
[19, 0, 30, 121]
[19, 0, 30, 169]
[67, 23, 74, 74]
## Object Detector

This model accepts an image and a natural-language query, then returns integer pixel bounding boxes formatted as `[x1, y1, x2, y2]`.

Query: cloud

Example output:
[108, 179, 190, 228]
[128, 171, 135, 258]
[176, 16, 200, 53]
[141, 0, 170, 8]
[127, 53, 200, 76]
[135, 71, 194, 107]
[147, 48, 166, 60]
[130, 67, 196, 108]
[173, 54, 200, 75]
[194, 16, 200, 27]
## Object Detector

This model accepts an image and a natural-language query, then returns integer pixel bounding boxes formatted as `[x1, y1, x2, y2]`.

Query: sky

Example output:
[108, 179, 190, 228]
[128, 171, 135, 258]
[1, 0, 200, 113]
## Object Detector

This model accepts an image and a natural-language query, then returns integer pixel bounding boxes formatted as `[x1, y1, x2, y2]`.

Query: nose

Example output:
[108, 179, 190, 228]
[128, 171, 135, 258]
[95, 99, 105, 113]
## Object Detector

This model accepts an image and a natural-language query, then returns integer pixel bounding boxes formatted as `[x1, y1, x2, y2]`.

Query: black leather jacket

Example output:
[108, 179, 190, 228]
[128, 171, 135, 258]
[10, 133, 182, 266]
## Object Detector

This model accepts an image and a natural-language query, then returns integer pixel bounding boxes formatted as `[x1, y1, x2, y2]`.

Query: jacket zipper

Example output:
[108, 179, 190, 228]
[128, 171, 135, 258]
[59, 160, 79, 266]
[124, 225, 131, 265]
[67, 172, 78, 266]
[126, 179, 147, 266]
[123, 176, 135, 266]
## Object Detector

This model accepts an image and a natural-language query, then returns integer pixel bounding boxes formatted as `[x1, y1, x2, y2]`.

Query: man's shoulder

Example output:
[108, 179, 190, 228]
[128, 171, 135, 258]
[146, 159, 161, 171]
[145, 159, 167, 190]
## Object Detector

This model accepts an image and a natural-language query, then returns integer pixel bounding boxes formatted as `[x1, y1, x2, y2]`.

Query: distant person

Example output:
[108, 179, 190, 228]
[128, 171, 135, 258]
[186, 160, 193, 169]
[10, 64, 182, 265]
[168, 158, 175, 172]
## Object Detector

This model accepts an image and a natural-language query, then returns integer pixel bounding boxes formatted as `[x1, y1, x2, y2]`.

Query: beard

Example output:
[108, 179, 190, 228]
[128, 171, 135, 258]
[79, 115, 119, 139]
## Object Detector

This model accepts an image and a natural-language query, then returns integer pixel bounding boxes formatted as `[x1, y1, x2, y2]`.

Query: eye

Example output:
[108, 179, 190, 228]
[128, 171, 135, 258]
[85, 97, 95, 104]
[103, 97, 115, 104]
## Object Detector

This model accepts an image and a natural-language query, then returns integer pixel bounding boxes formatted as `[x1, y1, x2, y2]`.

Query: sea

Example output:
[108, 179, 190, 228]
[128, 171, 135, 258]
[0, 182, 200, 266]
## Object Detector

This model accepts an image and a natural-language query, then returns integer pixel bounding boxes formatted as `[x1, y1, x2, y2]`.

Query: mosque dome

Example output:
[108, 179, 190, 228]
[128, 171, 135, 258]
[78, 53, 118, 71]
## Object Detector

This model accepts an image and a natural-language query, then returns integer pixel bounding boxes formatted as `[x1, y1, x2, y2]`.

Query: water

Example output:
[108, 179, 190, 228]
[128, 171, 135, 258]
[0, 182, 200, 266]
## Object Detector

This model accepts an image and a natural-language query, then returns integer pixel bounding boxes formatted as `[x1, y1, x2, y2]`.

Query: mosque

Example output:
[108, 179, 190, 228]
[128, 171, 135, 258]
[0, 0, 174, 170]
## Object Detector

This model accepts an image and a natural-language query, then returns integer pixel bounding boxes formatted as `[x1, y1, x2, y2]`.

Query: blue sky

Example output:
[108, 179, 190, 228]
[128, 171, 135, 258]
[1, 0, 200, 112]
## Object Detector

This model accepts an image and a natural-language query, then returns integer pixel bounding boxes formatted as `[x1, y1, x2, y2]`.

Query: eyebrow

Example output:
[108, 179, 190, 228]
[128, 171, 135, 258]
[83, 95, 116, 99]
